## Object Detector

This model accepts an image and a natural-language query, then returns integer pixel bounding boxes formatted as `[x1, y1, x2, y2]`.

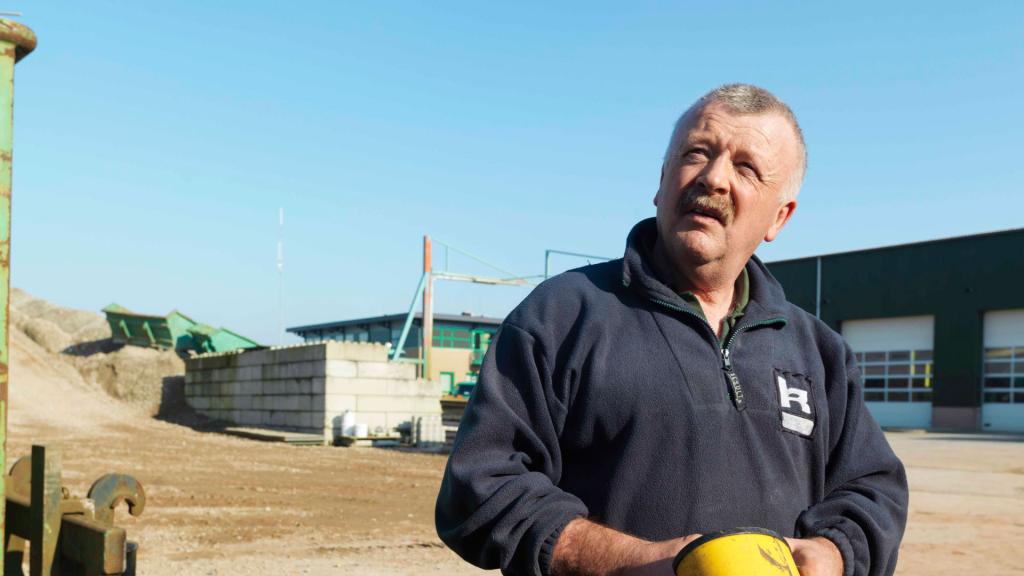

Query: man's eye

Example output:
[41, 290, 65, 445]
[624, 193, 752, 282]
[684, 149, 708, 160]
[737, 162, 759, 177]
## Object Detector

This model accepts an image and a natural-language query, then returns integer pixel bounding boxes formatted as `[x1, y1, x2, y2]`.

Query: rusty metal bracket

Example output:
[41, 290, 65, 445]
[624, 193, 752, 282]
[86, 476, 145, 527]
[4, 446, 145, 575]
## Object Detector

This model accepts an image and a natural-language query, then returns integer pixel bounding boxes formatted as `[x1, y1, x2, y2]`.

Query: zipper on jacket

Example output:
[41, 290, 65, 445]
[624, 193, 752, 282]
[720, 317, 787, 411]
[721, 348, 746, 411]
[635, 284, 788, 412]
[648, 292, 788, 411]
[646, 295, 758, 410]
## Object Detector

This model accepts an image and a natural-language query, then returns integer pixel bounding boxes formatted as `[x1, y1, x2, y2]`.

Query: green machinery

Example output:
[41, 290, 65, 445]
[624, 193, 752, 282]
[102, 304, 261, 353]
[0, 20, 146, 575]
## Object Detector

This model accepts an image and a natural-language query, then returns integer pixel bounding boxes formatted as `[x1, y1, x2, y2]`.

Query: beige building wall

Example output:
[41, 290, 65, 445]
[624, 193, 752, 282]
[406, 346, 475, 391]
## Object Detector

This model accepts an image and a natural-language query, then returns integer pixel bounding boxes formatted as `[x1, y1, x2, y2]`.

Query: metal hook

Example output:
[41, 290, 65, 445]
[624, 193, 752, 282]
[86, 474, 146, 525]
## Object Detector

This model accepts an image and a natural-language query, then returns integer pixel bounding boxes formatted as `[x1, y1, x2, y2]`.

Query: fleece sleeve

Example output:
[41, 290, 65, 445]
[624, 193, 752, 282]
[796, 342, 909, 576]
[435, 322, 589, 576]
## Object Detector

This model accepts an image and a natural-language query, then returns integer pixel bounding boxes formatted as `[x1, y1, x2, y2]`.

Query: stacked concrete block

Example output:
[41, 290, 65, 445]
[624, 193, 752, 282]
[185, 341, 443, 445]
[324, 370, 441, 439]
[415, 414, 445, 450]
[441, 397, 469, 449]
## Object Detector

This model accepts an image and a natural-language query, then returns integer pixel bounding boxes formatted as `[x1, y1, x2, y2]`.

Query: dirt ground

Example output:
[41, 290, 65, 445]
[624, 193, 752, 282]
[7, 316, 1024, 574]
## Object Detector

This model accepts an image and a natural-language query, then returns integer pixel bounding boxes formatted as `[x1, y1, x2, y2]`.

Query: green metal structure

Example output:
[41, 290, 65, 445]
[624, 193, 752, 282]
[0, 18, 36, 575]
[186, 324, 260, 354]
[102, 304, 261, 353]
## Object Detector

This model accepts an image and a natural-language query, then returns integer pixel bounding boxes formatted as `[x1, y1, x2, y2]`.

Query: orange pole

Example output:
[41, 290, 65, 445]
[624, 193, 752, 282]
[422, 236, 433, 382]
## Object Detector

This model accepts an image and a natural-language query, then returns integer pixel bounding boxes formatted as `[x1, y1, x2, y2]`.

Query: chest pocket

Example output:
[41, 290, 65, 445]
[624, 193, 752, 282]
[774, 369, 816, 439]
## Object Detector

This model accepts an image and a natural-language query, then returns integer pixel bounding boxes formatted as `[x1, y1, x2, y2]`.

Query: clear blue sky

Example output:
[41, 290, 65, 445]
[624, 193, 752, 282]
[8, 2, 1023, 344]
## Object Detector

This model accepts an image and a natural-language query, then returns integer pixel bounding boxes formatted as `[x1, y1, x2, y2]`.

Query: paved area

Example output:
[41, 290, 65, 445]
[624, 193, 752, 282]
[888, 431, 1024, 575]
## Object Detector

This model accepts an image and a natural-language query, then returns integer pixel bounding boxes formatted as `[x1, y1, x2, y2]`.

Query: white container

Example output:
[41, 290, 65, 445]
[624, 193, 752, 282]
[353, 423, 369, 438]
[341, 410, 357, 436]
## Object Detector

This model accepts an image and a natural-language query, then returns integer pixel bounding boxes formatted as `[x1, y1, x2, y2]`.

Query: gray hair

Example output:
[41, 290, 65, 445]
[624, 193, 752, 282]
[666, 83, 807, 201]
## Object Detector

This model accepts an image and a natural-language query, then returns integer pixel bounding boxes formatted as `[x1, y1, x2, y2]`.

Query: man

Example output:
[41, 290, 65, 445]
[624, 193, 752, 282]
[436, 84, 908, 576]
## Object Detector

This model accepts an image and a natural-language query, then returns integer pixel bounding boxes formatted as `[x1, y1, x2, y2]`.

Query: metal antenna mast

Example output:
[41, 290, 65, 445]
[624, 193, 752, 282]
[277, 207, 285, 346]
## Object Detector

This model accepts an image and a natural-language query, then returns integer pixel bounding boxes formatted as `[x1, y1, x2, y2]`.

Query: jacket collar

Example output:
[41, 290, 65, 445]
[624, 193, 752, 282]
[621, 218, 789, 321]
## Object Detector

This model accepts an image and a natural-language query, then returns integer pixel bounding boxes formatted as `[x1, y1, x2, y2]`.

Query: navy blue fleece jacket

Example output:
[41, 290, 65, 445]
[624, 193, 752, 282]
[436, 218, 908, 576]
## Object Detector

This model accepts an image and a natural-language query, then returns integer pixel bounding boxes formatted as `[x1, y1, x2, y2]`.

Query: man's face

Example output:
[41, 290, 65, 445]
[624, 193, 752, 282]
[653, 102, 800, 271]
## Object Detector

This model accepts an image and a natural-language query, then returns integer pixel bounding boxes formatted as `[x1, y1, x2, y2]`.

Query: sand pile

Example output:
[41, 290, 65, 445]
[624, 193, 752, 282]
[10, 288, 109, 353]
[9, 289, 186, 415]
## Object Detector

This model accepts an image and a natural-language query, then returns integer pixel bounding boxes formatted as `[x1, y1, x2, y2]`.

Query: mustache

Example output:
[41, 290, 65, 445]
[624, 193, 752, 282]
[678, 187, 734, 224]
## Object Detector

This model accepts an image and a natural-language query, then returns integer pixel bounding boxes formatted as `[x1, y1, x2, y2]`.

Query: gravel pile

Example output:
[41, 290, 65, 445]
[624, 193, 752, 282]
[9, 289, 186, 415]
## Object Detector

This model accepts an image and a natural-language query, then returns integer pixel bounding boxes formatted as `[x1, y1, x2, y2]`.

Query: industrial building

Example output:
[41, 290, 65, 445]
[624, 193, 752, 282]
[288, 312, 501, 395]
[767, 227, 1024, 432]
[285, 227, 1022, 434]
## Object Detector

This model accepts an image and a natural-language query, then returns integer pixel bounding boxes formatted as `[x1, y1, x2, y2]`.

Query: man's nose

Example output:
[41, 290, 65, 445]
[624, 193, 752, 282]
[697, 154, 731, 195]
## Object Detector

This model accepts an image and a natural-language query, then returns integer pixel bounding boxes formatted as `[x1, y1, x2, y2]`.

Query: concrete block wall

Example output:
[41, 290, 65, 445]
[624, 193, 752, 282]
[185, 341, 443, 444]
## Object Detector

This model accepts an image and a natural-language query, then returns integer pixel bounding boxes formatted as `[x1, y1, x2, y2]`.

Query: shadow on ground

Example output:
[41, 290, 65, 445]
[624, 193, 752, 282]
[153, 375, 233, 433]
[61, 338, 124, 357]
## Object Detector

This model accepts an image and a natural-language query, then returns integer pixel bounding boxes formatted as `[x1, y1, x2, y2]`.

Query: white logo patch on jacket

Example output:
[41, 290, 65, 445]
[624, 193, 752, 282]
[776, 371, 815, 438]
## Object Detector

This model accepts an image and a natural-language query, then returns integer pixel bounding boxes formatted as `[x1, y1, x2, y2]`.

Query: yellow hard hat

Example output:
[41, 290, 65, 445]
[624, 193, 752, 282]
[673, 527, 799, 576]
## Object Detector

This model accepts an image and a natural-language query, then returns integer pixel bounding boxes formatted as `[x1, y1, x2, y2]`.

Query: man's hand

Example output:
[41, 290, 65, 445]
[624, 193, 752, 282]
[551, 517, 699, 575]
[785, 536, 844, 576]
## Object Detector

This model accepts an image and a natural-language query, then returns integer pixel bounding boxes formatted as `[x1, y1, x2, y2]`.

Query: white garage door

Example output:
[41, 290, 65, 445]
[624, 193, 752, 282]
[842, 316, 934, 429]
[982, 309, 1024, 432]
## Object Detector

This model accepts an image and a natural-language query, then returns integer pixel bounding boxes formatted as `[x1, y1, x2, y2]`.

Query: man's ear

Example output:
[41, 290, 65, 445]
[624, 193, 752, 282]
[764, 199, 797, 242]
[653, 165, 665, 206]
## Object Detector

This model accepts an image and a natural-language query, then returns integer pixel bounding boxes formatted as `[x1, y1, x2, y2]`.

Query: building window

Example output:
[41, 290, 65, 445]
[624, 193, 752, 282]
[854, 350, 933, 403]
[983, 347, 1024, 404]
[369, 326, 391, 344]
[432, 325, 473, 349]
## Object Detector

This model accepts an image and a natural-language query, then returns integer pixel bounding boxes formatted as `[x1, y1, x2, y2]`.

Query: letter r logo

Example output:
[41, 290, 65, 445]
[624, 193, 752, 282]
[777, 375, 811, 415]
[776, 370, 815, 437]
